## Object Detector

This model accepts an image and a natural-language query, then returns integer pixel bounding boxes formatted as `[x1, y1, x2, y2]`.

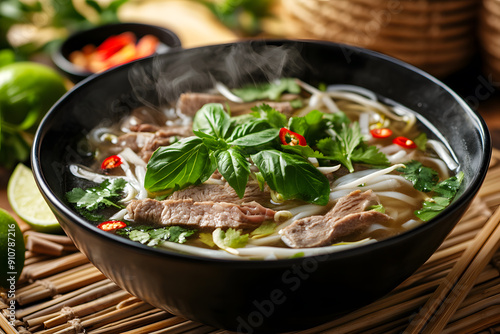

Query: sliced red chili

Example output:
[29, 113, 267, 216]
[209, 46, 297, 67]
[279, 128, 307, 146]
[96, 32, 136, 60]
[370, 128, 393, 139]
[393, 136, 417, 149]
[97, 220, 126, 231]
[101, 155, 123, 170]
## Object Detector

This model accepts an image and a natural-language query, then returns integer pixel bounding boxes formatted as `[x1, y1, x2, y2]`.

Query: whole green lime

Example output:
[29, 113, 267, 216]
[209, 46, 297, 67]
[0, 208, 25, 289]
[0, 62, 67, 133]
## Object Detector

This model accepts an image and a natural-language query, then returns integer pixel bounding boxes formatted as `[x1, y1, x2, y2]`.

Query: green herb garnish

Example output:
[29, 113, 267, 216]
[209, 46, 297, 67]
[213, 228, 249, 249]
[231, 78, 300, 102]
[116, 225, 196, 246]
[316, 122, 389, 172]
[415, 172, 464, 221]
[397, 160, 439, 192]
[66, 178, 127, 221]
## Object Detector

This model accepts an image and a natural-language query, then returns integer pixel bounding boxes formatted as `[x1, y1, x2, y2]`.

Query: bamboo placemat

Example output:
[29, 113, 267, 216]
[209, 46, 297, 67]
[2, 150, 500, 334]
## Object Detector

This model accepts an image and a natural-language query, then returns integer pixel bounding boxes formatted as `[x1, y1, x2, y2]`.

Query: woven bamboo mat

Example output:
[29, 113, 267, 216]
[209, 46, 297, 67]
[2, 151, 500, 334]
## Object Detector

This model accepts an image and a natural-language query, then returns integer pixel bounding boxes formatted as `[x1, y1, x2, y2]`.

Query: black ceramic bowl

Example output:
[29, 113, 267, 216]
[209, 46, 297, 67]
[51, 22, 182, 83]
[33, 40, 491, 333]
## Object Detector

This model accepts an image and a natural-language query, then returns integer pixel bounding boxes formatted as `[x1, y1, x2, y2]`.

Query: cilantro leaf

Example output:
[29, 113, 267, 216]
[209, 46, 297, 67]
[433, 171, 464, 198]
[414, 133, 428, 151]
[199, 232, 216, 247]
[116, 225, 197, 246]
[415, 196, 453, 222]
[213, 228, 249, 249]
[250, 104, 287, 128]
[250, 221, 277, 238]
[66, 178, 127, 221]
[367, 204, 386, 213]
[415, 171, 464, 222]
[397, 161, 439, 192]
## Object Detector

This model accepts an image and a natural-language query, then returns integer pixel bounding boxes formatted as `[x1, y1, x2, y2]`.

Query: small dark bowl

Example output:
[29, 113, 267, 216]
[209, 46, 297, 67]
[33, 40, 491, 333]
[51, 22, 182, 83]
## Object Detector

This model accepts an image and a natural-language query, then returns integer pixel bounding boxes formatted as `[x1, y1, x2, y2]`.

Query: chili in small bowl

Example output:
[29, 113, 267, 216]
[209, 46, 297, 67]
[52, 22, 182, 83]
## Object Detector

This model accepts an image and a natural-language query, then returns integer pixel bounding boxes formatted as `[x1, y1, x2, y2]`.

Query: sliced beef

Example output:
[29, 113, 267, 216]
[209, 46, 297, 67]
[176, 93, 227, 117]
[168, 181, 271, 206]
[127, 198, 276, 231]
[281, 190, 391, 248]
[176, 92, 296, 117]
[139, 126, 193, 161]
[120, 107, 169, 132]
[130, 123, 162, 133]
[117, 125, 193, 162]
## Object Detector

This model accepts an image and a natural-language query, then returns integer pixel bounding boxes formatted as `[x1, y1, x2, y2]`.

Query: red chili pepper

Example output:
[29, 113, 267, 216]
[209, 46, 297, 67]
[101, 155, 122, 170]
[370, 128, 393, 139]
[97, 220, 127, 232]
[393, 136, 417, 149]
[96, 32, 136, 60]
[279, 128, 307, 146]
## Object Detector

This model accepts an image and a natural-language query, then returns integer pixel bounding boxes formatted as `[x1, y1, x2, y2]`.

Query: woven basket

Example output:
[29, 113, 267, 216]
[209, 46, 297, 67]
[479, 0, 500, 82]
[280, 0, 481, 78]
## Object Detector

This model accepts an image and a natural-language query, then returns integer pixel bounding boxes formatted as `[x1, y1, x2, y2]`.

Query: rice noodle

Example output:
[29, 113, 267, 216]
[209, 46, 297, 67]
[317, 164, 341, 174]
[387, 150, 409, 164]
[426, 139, 458, 171]
[215, 81, 244, 103]
[230, 239, 376, 259]
[326, 84, 378, 101]
[333, 164, 405, 190]
[420, 156, 450, 180]
[296, 79, 340, 113]
[377, 191, 421, 206]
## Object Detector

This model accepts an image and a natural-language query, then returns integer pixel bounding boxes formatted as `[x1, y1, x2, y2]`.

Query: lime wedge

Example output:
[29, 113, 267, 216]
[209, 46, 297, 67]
[7, 163, 62, 233]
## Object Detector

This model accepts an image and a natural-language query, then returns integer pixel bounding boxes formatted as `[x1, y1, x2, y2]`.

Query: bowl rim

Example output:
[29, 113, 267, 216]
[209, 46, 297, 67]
[33, 39, 492, 266]
[51, 21, 182, 80]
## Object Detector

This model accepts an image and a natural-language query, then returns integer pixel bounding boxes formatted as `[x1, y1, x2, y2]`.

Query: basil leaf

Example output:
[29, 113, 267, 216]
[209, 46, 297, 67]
[251, 150, 330, 205]
[228, 119, 272, 141]
[192, 103, 231, 139]
[281, 145, 325, 159]
[193, 130, 229, 151]
[229, 128, 279, 147]
[215, 147, 251, 198]
[145, 137, 212, 193]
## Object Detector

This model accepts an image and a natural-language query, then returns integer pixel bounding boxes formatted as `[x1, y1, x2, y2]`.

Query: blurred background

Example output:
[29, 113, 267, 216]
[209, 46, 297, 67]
[1, 0, 496, 77]
[2, 0, 500, 162]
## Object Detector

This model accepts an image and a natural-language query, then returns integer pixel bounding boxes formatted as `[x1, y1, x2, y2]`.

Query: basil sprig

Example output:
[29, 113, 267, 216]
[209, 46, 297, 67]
[144, 100, 389, 205]
[144, 103, 332, 204]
